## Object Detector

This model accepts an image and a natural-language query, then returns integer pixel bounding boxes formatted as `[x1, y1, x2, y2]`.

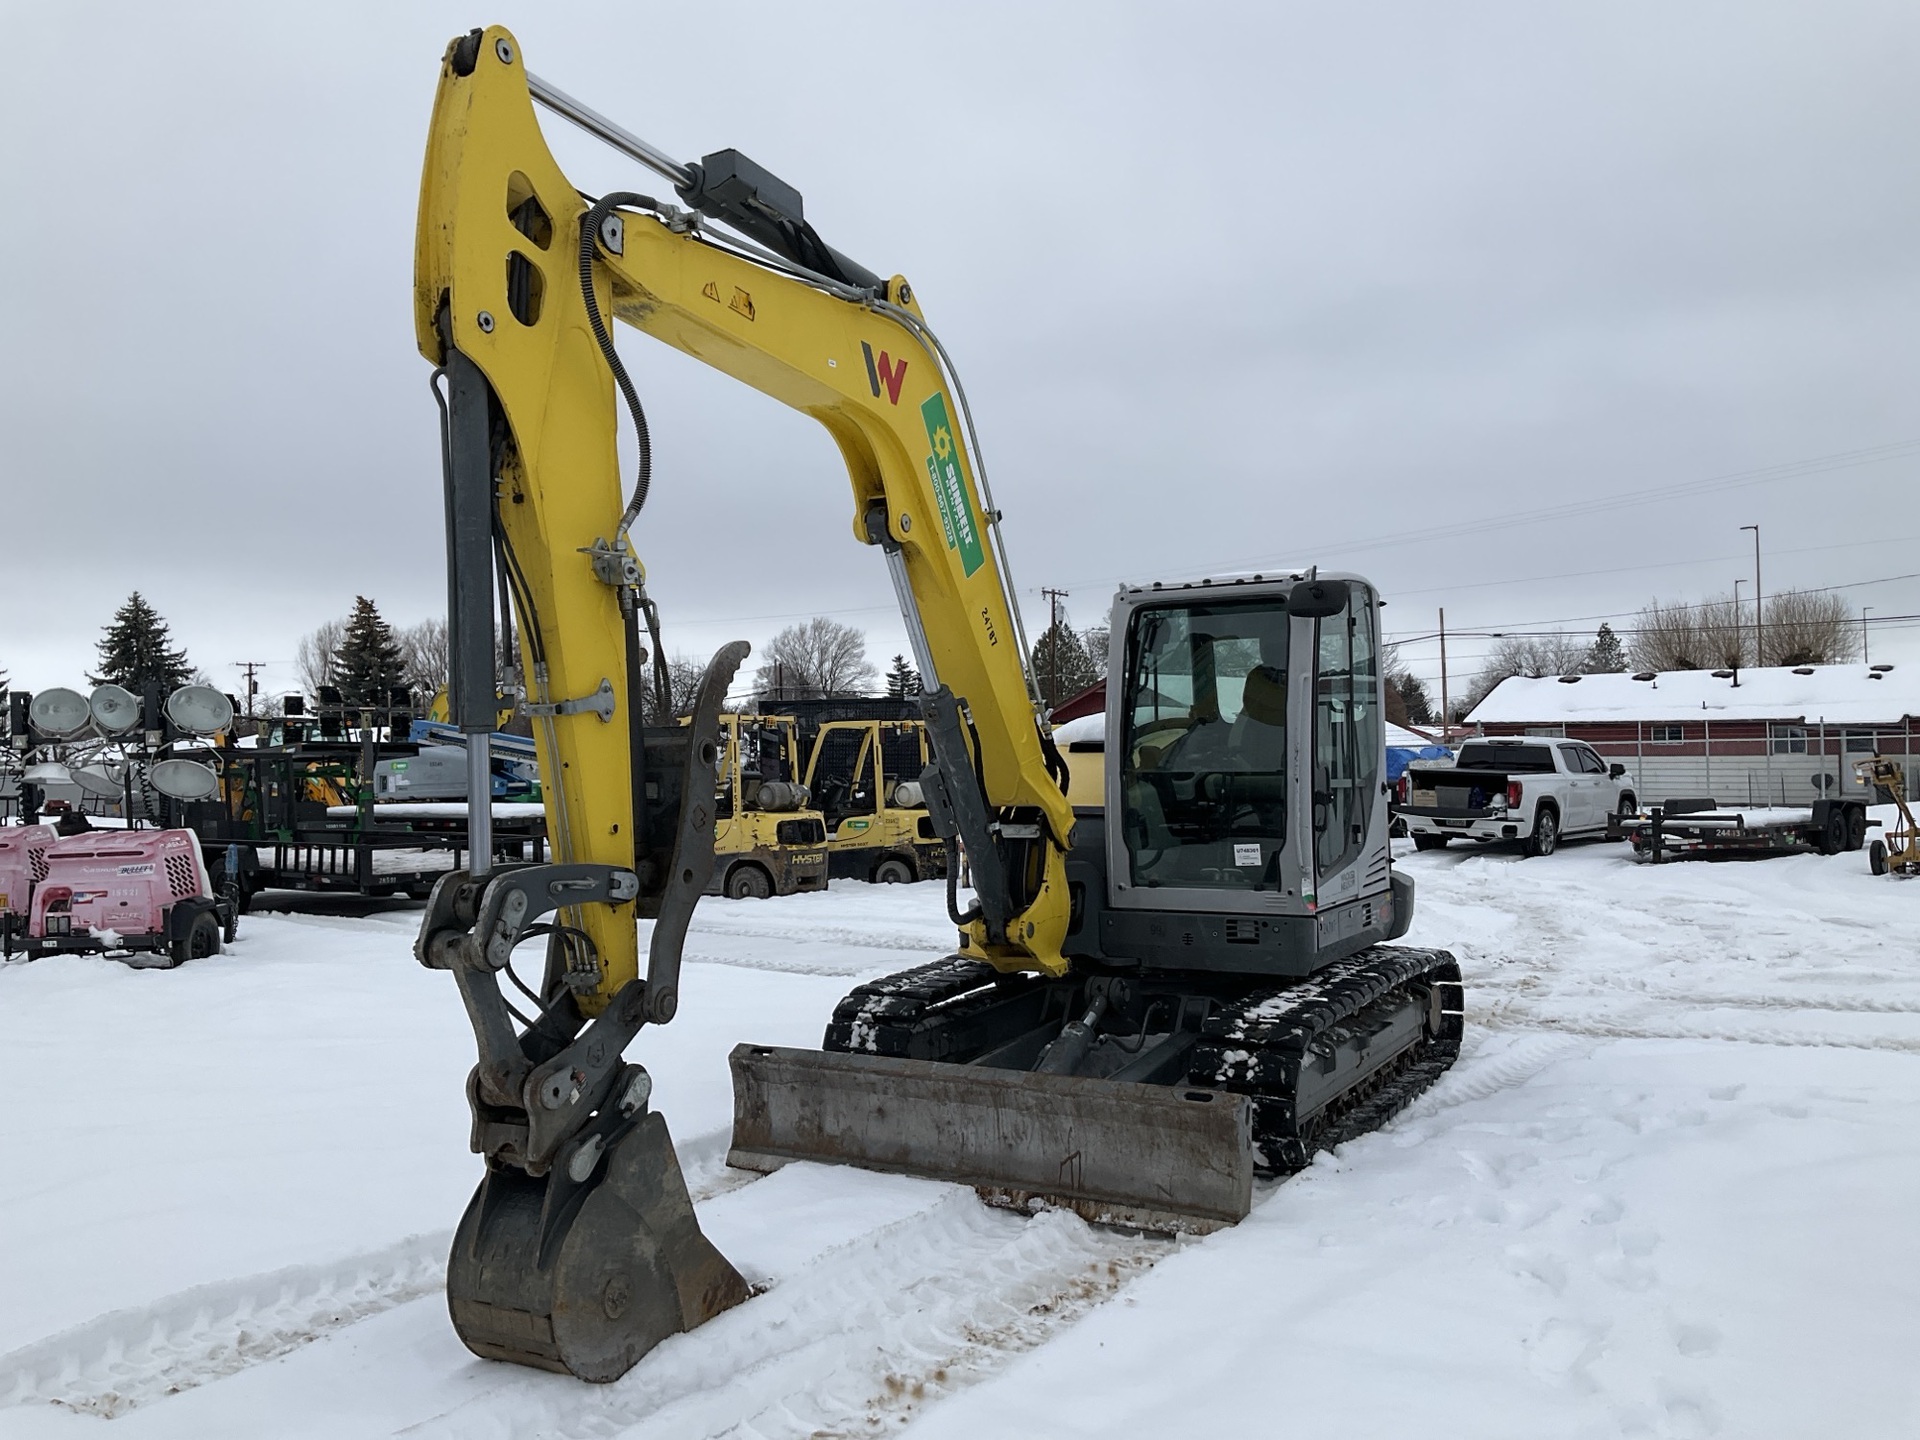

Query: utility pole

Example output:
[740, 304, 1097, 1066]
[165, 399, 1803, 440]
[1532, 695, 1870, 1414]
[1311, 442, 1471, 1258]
[1438, 607, 1450, 743]
[234, 660, 267, 719]
[1741, 524, 1762, 665]
[1862, 606, 1873, 664]
[1040, 586, 1069, 708]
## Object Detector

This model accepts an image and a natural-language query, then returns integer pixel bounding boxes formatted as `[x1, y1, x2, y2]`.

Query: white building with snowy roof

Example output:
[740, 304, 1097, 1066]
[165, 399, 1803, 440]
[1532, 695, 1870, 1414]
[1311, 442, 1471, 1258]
[1466, 663, 1918, 805]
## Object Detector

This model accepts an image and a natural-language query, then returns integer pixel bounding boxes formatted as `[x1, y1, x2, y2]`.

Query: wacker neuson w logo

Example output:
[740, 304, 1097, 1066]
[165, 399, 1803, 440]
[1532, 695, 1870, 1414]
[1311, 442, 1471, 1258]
[861, 340, 908, 405]
[921, 393, 985, 577]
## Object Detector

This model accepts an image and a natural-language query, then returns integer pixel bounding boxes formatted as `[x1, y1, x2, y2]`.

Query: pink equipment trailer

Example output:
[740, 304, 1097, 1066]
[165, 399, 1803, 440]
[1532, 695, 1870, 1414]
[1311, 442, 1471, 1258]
[16, 828, 236, 966]
[0, 825, 55, 956]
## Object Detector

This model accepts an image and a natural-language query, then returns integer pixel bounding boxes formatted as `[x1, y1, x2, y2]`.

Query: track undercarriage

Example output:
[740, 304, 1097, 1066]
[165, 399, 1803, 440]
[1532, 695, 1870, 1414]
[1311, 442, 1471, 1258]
[730, 946, 1464, 1231]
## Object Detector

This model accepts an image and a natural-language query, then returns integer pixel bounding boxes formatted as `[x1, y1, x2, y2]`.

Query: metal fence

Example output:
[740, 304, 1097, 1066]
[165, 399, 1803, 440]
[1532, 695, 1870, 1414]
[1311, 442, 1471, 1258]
[1606, 719, 1918, 807]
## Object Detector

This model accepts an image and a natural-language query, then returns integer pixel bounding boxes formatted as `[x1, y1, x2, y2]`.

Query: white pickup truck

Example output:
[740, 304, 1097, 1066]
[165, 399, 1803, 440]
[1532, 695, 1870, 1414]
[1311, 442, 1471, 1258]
[1399, 737, 1635, 856]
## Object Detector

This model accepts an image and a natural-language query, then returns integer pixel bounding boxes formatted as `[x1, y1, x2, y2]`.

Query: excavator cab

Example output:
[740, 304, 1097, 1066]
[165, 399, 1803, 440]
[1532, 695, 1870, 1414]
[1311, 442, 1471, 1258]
[731, 574, 1460, 1228]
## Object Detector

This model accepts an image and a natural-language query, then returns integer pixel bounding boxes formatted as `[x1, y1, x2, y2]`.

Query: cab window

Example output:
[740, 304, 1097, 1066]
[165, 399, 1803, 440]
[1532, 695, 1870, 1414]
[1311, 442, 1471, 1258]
[1120, 600, 1290, 890]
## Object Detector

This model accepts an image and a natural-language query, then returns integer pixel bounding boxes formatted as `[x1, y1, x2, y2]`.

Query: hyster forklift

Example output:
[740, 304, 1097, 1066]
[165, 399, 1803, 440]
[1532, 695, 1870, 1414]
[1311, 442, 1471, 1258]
[412, 27, 1463, 1384]
[787, 699, 946, 883]
[708, 712, 828, 898]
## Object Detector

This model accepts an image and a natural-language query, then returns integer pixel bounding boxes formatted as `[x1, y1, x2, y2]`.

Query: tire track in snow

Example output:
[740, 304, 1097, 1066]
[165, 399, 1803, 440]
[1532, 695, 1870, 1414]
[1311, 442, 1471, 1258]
[400, 1191, 1173, 1440]
[1393, 1032, 1590, 1123]
[1477, 1002, 1920, 1054]
[0, 1232, 449, 1419]
[1473, 974, 1920, 1017]
[679, 919, 957, 956]
[0, 1133, 760, 1420]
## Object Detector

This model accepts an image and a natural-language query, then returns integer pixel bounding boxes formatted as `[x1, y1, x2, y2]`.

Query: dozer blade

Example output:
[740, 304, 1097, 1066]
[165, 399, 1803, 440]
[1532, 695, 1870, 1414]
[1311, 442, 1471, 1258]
[728, 1044, 1254, 1233]
[448, 1111, 751, 1382]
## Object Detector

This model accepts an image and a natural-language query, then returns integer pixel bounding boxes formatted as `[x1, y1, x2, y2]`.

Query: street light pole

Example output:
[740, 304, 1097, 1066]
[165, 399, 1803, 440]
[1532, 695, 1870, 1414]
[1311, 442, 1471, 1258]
[1740, 524, 1762, 665]
[1863, 606, 1874, 664]
[1733, 579, 1745, 680]
[1733, 579, 1746, 666]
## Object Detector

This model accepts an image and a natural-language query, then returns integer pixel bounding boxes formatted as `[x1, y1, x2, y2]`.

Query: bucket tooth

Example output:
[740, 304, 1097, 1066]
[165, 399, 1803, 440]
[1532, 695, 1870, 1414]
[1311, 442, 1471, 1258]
[448, 1111, 750, 1382]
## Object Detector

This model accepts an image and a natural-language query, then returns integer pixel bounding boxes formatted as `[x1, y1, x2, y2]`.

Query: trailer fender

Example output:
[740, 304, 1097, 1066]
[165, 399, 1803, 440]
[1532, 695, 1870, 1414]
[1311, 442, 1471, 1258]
[165, 897, 218, 946]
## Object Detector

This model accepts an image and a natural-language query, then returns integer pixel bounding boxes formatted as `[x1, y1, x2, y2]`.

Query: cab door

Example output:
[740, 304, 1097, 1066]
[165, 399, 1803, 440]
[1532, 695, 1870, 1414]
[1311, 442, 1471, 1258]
[1312, 584, 1385, 902]
[1556, 744, 1597, 829]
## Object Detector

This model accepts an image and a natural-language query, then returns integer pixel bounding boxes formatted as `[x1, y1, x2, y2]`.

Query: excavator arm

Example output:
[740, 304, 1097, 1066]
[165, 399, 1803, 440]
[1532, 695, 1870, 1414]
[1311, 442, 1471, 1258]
[415, 24, 1074, 1000]
[410, 25, 1075, 1382]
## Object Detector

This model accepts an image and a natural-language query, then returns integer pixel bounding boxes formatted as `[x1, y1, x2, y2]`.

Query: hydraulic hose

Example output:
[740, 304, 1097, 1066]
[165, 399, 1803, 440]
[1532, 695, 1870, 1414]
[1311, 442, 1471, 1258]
[577, 192, 659, 535]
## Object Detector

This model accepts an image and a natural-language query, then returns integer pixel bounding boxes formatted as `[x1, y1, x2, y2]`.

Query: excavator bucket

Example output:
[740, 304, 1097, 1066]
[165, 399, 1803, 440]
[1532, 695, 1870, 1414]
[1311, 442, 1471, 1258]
[449, 1110, 750, 1382]
[429, 642, 757, 1380]
[727, 1045, 1255, 1233]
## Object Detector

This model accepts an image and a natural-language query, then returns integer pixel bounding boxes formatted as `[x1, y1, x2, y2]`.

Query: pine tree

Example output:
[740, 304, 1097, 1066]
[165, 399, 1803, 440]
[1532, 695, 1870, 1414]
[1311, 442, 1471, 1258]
[1583, 622, 1627, 673]
[884, 653, 922, 699]
[89, 591, 192, 695]
[1030, 621, 1098, 712]
[331, 596, 409, 708]
[1389, 672, 1435, 726]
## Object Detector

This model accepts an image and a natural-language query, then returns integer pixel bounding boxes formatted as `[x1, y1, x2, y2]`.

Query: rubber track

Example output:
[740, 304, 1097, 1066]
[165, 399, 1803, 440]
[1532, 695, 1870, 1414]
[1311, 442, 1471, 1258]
[825, 947, 1467, 1178]
[823, 957, 1007, 1052]
[1188, 944, 1465, 1172]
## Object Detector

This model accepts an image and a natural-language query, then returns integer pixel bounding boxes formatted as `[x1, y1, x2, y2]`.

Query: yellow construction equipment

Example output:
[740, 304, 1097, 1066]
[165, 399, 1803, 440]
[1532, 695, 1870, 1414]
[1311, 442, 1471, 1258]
[709, 713, 828, 898]
[411, 26, 1462, 1383]
[1855, 756, 1918, 876]
[802, 715, 945, 883]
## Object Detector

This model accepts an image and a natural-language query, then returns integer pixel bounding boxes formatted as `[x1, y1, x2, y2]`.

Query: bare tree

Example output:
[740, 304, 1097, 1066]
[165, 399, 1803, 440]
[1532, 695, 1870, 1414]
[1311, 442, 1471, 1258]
[1765, 589, 1861, 665]
[1627, 587, 1855, 671]
[1460, 632, 1588, 713]
[641, 652, 708, 722]
[1080, 624, 1110, 681]
[1627, 598, 1715, 672]
[296, 617, 346, 697]
[1695, 595, 1748, 669]
[752, 617, 877, 698]
[398, 618, 450, 701]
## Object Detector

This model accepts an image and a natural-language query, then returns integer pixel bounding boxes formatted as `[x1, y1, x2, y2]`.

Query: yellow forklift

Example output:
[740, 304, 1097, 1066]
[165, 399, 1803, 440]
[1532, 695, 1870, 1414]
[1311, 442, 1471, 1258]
[710, 713, 829, 898]
[801, 715, 946, 883]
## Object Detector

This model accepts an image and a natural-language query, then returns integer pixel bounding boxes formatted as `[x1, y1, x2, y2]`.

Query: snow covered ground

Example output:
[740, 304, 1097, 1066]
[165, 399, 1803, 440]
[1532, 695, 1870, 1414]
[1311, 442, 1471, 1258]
[2, 822, 1916, 1438]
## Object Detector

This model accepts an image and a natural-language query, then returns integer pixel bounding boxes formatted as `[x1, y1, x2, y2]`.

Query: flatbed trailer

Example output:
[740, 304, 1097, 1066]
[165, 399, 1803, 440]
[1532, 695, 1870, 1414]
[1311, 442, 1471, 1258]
[173, 739, 550, 907]
[1611, 797, 1872, 863]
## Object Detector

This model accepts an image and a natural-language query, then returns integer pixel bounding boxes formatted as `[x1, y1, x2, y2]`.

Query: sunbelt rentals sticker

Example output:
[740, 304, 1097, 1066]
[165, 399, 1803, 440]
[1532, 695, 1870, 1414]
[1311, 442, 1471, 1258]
[921, 394, 986, 578]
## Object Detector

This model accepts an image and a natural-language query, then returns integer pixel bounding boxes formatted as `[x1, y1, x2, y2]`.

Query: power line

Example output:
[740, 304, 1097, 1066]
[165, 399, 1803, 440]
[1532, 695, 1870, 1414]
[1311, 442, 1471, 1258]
[1027, 437, 1920, 597]
[232, 661, 268, 719]
[1220, 438, 1920, 573]
[1383, 567, 1920, 643]
[1386, 531, 1920, 602]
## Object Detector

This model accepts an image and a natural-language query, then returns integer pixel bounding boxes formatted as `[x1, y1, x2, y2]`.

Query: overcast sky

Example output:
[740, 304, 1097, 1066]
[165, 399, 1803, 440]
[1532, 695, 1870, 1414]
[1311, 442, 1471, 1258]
[4, 1, 1916, 708]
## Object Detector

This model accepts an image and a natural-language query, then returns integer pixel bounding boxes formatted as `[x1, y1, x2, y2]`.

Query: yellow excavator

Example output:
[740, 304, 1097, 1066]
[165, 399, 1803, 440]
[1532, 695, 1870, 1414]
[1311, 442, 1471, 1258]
[412, 27, 1463, 1384]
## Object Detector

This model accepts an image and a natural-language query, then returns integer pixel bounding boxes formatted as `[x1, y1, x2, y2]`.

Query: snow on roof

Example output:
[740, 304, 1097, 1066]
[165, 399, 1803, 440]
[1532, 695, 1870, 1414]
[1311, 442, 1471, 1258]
[1468, 664, 1916, 727]
[1051, 713, 1105, 745]
[1385, 723, 1448, 750]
